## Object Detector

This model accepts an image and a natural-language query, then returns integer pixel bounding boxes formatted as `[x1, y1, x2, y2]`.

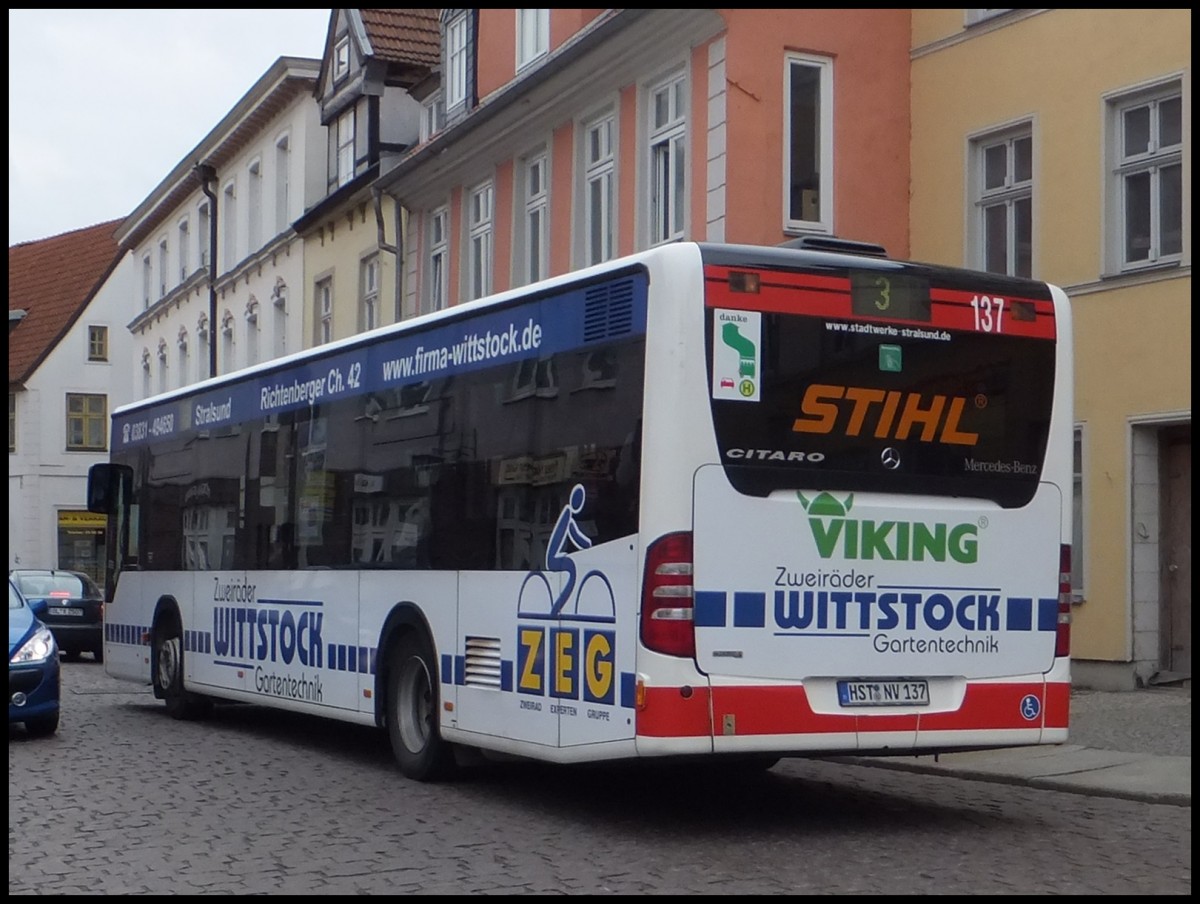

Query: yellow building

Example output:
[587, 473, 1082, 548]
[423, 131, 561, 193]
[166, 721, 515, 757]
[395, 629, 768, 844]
[910, 9, 1191, 689]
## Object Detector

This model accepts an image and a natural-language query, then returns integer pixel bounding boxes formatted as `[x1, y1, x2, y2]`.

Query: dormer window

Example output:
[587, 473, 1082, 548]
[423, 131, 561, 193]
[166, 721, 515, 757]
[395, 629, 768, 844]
[445, 12, 468, 110]
[334, 35, 351, 82]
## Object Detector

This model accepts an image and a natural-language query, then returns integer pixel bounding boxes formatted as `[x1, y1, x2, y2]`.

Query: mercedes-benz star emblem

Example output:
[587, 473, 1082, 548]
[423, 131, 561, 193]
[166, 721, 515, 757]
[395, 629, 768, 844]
[881, 447, 901, 470]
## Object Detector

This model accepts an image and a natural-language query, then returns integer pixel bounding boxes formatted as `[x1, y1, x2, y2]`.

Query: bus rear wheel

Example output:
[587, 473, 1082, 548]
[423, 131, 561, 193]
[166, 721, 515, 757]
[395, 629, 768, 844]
[153, 612, 210, 720]
[387, 631, 456, 782]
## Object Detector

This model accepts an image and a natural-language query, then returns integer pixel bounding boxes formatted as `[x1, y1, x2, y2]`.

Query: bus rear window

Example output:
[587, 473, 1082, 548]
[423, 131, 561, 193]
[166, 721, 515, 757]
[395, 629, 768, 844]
[707, 310, 1055, 507]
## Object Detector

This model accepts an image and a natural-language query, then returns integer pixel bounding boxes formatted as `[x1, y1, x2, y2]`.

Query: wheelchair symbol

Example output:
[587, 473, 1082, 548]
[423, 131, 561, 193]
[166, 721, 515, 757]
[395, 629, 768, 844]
[1020, 694, 1041, 721]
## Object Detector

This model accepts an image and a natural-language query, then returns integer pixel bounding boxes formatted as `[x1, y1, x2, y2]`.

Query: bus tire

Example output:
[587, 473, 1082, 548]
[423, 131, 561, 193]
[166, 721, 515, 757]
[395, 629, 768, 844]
[153, 610, 210, 720]
[387, 631, 456, 782]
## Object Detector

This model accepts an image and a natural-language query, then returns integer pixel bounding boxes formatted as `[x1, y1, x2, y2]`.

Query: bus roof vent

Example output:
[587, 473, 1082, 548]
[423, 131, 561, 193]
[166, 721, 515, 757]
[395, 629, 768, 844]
[779, 235, 889, 258]
[583, 278, 635, 342]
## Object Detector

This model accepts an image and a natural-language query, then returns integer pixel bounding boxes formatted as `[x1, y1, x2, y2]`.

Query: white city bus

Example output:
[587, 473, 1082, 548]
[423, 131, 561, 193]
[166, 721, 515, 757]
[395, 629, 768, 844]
[88, 238, 1073, 781]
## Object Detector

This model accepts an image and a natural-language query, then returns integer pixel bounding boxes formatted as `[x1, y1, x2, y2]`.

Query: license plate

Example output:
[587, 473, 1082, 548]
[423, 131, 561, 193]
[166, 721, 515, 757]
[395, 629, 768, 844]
[48, 607, 84, 617]
[837, 679, 930, 707]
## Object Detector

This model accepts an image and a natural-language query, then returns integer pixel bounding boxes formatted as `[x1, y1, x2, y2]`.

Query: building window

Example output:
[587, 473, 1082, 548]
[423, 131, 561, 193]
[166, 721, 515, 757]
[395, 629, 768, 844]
[517, 9, 549, 70]
[142, 254, 152, 309]
[272, 278, 288, 359]
[197, 316, 210, 382]
[315, 277, 333, 345]
[247, 159, 263, 251]
[426, 206, 449, 315]
[245, 299, 260, 367]
[141, 349, 152, 398]
[221, 310, 235, 374]
[87, 325, 108, 362]
[785, 54, 833, 231]
[1072, 427, 1085, 602]
[467, 181, 494, 301]
[333, 106, 356, 189]
[421, 92, 445, 143]
[648, 70, 687, 246]
[446, 12, 468, 110]
[518, 151, 549, 285]
[966, 9, 1014, 26]
[583, 113, 616, 266]
[333, 35, 351, 82]
[1106, 80, 1183, 272]
[275, 134, 291, 235]
[8, 392, 15, 453]
[178, 328, 189, 390]
[157, 339, 169, 394]
[158, 237, 169, 298]
[197, 201, 210, 270]
[222, 181, 237, 271]
[971, 126, 1033, 277]
[66, 393, 107, 451]
[360, 255, 380, 331]
[177, 218, 190, 280]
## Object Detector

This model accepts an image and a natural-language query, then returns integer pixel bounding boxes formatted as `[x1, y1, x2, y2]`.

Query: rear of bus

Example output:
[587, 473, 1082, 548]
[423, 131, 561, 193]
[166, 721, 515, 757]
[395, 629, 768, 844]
[635, 240, 1072, 759]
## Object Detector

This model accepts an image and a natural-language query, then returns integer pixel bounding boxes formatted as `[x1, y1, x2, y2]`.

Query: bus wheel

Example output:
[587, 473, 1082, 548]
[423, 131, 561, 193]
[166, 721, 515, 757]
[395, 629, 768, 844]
[387, 631, 456, 782]
[153, 612, 210, 720]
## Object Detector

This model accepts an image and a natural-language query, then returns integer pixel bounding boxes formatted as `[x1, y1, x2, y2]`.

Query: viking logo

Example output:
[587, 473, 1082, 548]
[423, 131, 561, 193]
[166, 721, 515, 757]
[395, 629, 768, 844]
[797, 490, 978, 563]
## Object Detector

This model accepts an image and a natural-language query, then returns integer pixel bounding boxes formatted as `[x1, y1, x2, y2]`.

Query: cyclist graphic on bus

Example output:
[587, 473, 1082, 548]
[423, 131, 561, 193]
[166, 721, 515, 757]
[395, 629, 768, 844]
[547, 483, 592, 615]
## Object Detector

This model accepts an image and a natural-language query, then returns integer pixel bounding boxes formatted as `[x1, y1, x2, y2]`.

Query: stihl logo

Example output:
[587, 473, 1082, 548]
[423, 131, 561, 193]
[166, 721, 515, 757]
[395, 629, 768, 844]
[792, 384, 980, 446]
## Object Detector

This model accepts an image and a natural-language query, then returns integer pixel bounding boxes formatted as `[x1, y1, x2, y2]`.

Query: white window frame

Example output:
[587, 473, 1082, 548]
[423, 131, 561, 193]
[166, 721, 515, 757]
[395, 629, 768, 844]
[1104, 78, 1185, 274]
[783, 53, 834, 233]
[335, 107, 356, 188]
[315, 276, 334, 345]
[157, 339, 169, 395]
[516, 9, 549, 71]
[220, 310, 235, 374]
[247, 158, 263, 252]
[970, 123, 1034, 277]
[245, 299, 260, 367]
[141, 254, 152, 309]
[647, 69, 688, 246]
[158, 237, 169, 298]
[177, 327, 189, 390]
[581, 111, 616, 266]
[222, 180, 237, 272]
[197, 201, 210, 270]
[196, 316, 210, 383]
[178, 217, 190, 281]
[467, 181, 495, 301]
[360, 254, 380, 331]
[333, 35, 351, 82]
[446, 13, 468, 110]
[275, 134, 291, 235]
[425, 206, 449, 315]
[421, 91, 445, 143]
[518, 150, 549, 286]
[966, 10, 1014, 26]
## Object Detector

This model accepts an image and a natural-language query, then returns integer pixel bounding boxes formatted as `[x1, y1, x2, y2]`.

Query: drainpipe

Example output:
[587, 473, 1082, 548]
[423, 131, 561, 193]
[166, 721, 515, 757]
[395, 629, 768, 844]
[373, 186, 402, 321]
[193, 163, 219, 378]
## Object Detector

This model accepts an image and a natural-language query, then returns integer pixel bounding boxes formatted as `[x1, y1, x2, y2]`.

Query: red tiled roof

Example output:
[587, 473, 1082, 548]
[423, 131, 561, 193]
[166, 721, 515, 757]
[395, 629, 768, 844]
[360, 9, 441, 68]
[8, 220, 122, 387]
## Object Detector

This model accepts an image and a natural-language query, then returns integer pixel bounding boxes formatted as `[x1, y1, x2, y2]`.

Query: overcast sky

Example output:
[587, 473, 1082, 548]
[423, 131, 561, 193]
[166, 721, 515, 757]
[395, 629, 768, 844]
[8, 9, 332, 246]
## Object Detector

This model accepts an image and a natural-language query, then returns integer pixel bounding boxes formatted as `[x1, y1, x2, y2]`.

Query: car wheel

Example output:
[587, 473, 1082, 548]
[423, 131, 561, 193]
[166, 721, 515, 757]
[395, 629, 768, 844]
[153, 612, 210, 720]
[386, 630, 456, 782]
[24, 711, 59, 737]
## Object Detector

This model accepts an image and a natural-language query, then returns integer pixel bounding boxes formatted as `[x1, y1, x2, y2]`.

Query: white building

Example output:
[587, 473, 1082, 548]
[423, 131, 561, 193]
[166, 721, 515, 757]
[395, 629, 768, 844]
[118, 56, 325, 400]
[8, 221, 135, 578]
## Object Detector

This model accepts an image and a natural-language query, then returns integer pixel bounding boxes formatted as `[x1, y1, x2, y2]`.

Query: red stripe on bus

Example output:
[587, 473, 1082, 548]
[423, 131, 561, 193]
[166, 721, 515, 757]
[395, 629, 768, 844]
[638, 681, 1068, 738]
[636, 686, 714, 737]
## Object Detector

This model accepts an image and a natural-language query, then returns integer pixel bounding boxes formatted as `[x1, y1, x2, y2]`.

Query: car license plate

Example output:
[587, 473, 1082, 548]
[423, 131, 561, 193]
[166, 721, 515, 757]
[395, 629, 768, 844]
[48, 607, 84, 617]
[837, 679, 930, 707]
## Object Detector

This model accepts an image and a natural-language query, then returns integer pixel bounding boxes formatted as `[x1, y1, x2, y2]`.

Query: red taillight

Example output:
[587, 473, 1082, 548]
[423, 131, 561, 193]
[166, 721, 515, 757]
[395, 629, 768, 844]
[640, 532, 695, 658]
[1056, 544, 1072, 658]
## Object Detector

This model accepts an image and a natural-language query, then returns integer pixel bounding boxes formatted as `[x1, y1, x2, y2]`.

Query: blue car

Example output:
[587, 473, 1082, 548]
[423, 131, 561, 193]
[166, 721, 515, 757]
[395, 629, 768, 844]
[9, 577, 61, 736]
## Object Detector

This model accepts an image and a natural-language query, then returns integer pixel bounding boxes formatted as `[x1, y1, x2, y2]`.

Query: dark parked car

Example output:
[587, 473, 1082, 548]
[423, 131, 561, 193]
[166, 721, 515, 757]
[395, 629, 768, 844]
[9, 577, 61, 736]
[9, 569, 104, 662]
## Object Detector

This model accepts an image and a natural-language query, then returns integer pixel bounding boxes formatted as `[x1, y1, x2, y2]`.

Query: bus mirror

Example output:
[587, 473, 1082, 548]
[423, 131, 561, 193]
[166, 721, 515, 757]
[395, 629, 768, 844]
[87, 463, 131, 514]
